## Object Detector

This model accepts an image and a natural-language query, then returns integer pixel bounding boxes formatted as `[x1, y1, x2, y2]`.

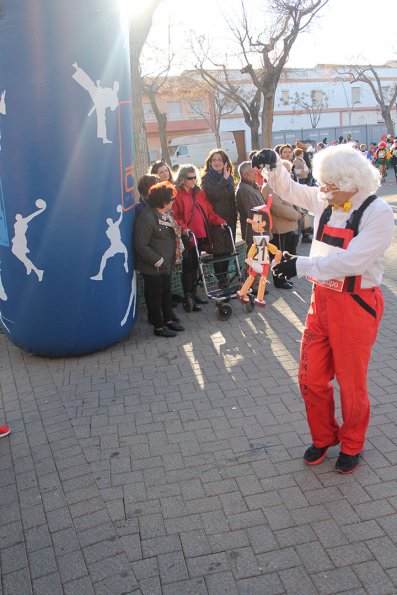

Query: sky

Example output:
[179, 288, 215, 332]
[142, 0, 397, 72]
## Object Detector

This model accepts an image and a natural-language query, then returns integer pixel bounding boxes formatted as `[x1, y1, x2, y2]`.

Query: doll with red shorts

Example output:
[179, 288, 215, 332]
[237, 200, 281, 307]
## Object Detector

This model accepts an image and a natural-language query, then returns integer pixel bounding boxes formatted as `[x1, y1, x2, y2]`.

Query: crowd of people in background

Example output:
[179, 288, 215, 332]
[135, 132, 396, 338]
[316, 134, 397, 183]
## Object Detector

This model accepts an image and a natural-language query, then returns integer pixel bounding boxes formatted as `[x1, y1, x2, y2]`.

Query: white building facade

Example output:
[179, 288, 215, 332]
[219, 62, 397, 151]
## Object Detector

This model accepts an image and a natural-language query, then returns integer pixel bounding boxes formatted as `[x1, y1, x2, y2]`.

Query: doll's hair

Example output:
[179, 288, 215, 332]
[312, 144, 380, 193]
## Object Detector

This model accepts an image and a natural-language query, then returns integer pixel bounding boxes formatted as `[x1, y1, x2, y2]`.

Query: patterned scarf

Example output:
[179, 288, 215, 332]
[167, 211, 184, 262]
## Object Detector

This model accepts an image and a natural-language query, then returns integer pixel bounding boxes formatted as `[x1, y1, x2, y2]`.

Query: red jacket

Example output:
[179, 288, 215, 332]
[173, 186, 225, 233]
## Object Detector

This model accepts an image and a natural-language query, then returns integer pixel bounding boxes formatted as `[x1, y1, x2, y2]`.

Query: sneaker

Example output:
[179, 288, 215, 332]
[154, 327, 177, 338]
[166, 321, 185, 332]
[303, 443, 336, 465]
[335, 452, 360, 474]
[0, 426, 11, 438]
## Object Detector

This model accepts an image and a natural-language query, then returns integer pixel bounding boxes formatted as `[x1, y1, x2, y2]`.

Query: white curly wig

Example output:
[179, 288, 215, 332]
[312, 144, 381, 194]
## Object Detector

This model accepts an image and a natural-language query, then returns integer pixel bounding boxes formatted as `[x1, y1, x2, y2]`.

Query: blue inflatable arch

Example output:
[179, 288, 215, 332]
[0, 0, 137, 356]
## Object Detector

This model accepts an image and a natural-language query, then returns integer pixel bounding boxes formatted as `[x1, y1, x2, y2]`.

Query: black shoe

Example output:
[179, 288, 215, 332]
[274, 280, 293, 289]
[166, 321, 185, 332]
[193, 294, 209, 305]
[154, 327, 177, 338]
[192, 303, 202, 312]
[335, 452, 360, 474]
[304, 443, 335, 465]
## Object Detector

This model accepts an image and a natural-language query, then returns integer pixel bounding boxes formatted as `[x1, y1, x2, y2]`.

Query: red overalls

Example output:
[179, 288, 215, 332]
[299, 196, 384, 455]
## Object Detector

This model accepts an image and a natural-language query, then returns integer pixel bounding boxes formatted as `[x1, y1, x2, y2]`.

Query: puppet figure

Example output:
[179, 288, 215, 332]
[237, 199, 282, 307]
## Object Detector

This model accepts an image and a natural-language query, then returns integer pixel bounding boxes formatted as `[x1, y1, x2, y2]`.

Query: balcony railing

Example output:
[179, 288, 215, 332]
[144, 112, 208, 123]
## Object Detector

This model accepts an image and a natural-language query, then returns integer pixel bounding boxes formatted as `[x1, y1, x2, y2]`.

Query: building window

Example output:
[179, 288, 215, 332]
[190, 100, 202, 115]
[281, 89, 290, 105]
[167, 101, 182, 119]
[351, 87, 361, 103]
[312, 89, 324, 104]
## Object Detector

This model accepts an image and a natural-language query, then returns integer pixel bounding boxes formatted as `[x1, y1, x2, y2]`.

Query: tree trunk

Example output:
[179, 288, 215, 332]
[250, 126, 260, 151]
[146, 87, 171, 166]
[158, 114, 171, 165]
[129, 0, 161, 179]
[261, 93, 275, 148]
[130, 59, 149, 179]
[215, 130, 221, 147]
[383, 109, 395, 136]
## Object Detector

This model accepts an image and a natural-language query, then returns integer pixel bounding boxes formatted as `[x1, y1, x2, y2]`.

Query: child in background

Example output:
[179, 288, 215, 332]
[293, 147, 310, 184]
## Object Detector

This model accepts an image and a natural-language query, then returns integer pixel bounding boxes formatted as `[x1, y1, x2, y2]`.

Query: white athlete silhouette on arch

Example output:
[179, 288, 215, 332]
[72, 62, 119, 144]
[120, 270, 137, 327]
[0, 89, 6, 151]
[91, 204, 128, 281]
[0, 261, 12, 333]
[11, 199, 46, 281]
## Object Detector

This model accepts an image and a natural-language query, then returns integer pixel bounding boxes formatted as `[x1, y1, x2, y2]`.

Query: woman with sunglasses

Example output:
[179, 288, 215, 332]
[134, 181, 185, 337]
[173, 165, 226, 311]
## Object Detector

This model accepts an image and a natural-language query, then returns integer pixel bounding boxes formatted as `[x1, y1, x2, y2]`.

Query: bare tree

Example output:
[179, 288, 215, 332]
[129, 0, 161, 178]
[141, 26, 176, 166]
[192, 38, 262, 149]
[337, 65, 397, 135]
[283, 89, 328, 128]
[228, 0, 329, 146]
[180, 73, 238, 147]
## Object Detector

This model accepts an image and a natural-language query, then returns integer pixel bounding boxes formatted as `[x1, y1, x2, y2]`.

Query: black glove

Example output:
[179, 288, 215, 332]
[252, 149, 278, 171]
[272, 252, 298, 280]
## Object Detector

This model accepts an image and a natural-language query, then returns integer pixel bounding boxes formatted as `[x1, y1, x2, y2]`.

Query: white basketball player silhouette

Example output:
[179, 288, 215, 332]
[0, 261, 11, 333]
[0, 263, 7, 301]
[120, 270, 137, 327]
[0, 90, 6, 151]
[11, 199, 46, 281]
[72, 62, 119, 144]
[91, 205, 128, 281]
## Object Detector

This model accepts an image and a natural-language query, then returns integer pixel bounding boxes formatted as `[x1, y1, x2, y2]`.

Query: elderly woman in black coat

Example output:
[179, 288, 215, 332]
[201, 149, 237, 286]
[134, 181, 184, 338]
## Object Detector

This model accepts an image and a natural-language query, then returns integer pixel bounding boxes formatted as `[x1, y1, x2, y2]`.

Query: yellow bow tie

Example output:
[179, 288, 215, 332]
[332, 201, 352, 212]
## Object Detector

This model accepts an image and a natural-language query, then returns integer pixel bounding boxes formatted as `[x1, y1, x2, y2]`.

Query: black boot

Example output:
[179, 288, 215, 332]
[193, 293, 208, 305]
[183, 293, 201, 313]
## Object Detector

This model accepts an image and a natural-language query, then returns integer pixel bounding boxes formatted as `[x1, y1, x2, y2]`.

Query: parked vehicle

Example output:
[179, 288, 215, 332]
[168, 132, 238, 168]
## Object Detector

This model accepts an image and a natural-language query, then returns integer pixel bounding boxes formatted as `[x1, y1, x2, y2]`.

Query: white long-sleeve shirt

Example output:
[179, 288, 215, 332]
[267, 160, 394, 288]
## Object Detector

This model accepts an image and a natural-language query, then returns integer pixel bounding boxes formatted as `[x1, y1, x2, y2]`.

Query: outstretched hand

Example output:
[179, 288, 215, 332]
[272, 252, 298, 280]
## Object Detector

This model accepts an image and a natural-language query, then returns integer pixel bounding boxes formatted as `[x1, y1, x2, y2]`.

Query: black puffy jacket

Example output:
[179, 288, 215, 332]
[134, 207, 176, 276]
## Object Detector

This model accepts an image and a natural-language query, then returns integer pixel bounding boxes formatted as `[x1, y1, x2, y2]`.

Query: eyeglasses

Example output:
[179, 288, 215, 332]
[186, 175, 197, 180]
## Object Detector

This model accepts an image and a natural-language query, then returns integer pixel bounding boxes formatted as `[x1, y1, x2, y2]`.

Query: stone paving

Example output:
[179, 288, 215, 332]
[1, 182, 397, 595]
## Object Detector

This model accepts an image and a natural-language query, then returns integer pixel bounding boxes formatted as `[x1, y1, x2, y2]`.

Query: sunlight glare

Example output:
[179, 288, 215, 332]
[117, 0, 145, 21]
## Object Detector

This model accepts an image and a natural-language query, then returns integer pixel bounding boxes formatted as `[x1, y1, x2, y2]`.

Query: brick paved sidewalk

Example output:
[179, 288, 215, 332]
[1, 184, 397, 594]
